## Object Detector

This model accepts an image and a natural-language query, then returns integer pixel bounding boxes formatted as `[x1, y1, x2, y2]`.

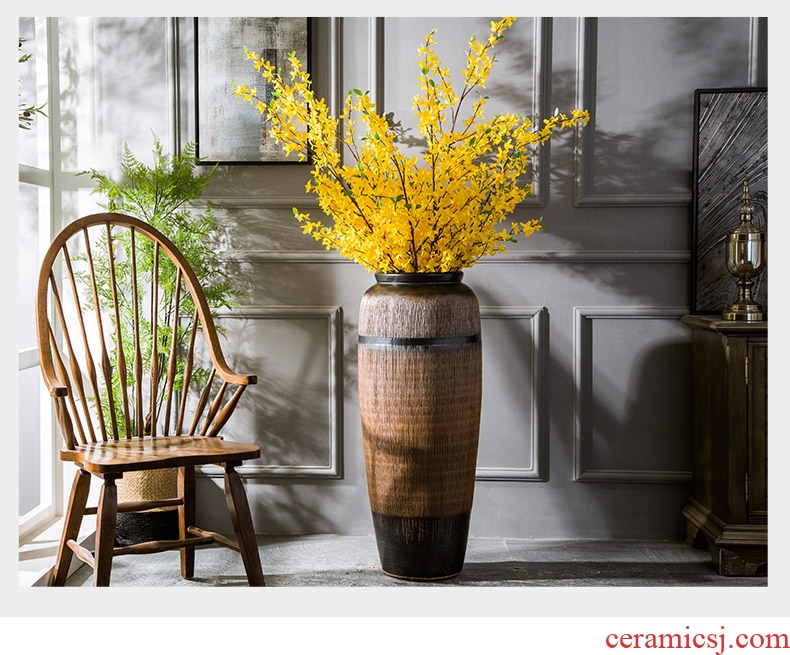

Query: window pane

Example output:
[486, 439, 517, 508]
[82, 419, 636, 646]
[19, 368, 41, 514]
[57, 17, 171, 173]
[18, 183, 45, 352]
[18, 17, 49, 169]
[76, 187, 104, 218]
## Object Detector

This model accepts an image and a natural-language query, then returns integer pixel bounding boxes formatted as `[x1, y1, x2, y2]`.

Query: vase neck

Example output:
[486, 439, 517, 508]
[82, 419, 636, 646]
[374, 272, 463, 286]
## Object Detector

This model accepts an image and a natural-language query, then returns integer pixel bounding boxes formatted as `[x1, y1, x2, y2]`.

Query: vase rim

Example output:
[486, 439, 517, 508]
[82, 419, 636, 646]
[374, 272, 463, 285]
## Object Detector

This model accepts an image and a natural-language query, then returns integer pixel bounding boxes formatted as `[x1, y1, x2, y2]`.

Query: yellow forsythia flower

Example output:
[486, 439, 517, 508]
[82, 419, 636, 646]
[236, 19, 589, 273]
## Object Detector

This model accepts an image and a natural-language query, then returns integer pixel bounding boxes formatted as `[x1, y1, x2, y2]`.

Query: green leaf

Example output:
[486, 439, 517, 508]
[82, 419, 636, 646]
[75, 134, 247, 435]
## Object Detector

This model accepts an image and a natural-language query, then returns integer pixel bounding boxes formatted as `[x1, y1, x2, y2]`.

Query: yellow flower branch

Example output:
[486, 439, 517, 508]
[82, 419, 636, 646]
[235, 17, 589, 273]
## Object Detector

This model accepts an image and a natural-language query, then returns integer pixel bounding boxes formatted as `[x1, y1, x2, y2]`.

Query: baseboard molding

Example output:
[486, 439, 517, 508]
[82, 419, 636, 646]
[18, 517, 93, 587]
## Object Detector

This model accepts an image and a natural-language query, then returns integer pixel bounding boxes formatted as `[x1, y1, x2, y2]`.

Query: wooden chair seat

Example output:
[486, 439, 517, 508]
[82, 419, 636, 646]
[36, 213, 266, 586]
[60, 435, 260, 474]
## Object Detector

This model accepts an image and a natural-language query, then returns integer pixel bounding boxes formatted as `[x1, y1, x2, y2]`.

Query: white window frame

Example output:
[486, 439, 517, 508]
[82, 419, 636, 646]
[18, 17, 65, 542]
[18, 16, 182, 551]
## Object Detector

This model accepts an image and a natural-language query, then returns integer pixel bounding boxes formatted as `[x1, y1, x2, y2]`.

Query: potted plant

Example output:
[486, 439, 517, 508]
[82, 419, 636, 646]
[80, 135, 242, 545]
[235, 17, 588, 579]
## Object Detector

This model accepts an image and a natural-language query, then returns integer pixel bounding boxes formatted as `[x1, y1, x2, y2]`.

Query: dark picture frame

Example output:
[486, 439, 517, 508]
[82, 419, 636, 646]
[195, 17, 310, 164]
[691, 87, 767, 314]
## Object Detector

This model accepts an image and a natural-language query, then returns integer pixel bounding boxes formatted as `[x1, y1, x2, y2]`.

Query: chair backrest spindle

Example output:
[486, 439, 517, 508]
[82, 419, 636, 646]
[36, 213, 256, 450]
[162, 270, 184, 436]
[176, 309, 200, 435]
[105, 222, 133, 440]
[148, 243, 161, 437]
[48, 264, 93, 446]
[130, 228, 145, 438]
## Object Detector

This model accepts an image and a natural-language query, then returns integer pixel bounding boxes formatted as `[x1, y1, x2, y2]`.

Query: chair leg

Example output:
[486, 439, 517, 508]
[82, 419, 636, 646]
[93, 475, 119, 587]
[178, 465, 196, 579]
[224, 463, 265, 586]
[52, 468, 91, 586]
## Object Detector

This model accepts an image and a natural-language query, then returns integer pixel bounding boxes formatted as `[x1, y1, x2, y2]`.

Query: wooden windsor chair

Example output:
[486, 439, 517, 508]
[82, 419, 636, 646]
[35, 212, 265, 586]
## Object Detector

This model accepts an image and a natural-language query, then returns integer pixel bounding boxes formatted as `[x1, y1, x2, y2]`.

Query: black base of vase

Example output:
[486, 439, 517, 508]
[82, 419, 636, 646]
[115, 509, 179, 547]
[371, 511, 471, 581]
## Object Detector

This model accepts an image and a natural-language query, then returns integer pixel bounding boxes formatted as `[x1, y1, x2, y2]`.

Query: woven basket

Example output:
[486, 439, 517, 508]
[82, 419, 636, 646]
[358, 272, 482, 580]
[115, 468, 179, 546]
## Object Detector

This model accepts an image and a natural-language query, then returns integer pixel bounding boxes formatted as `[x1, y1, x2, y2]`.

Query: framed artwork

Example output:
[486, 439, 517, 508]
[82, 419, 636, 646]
[195, 17, 310, 164]
[691, 87, 767, 314]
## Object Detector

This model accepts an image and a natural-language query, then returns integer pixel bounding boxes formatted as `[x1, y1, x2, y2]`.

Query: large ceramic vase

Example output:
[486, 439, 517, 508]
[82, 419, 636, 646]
[358, 272, 482, 580]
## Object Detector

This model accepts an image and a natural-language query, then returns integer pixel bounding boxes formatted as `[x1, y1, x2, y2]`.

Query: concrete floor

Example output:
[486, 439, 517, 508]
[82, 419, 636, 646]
[63, 534, 767, 587]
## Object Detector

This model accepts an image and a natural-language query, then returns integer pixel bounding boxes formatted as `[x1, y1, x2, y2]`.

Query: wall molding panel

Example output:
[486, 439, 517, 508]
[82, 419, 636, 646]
[377, 17, 550, 209]
[217, 246, 691, 266]
[475, 250, 690, 265]
[476, 306, 549, 481]
[529, 17, 553, 207]
[573, 306, 692, 484]
[200, 305, 344, 479]
[575, 17, 691, 208]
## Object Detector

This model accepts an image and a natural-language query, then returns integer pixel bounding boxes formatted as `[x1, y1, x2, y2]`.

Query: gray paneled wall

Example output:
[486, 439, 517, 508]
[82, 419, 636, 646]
[66, 16, 767, 540]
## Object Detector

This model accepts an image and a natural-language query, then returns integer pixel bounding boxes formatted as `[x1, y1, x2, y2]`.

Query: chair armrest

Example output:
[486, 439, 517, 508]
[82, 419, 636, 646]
[39, 365, 69, 398]
[219, 370, 258, 386]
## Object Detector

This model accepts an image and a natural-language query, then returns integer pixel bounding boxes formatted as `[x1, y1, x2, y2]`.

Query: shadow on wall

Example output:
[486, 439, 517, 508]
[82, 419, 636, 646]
[195, 16, 759, 539]
[582, 340, 693, 476]
[193, 308, 355, 534]
[197, 216, 367, 534]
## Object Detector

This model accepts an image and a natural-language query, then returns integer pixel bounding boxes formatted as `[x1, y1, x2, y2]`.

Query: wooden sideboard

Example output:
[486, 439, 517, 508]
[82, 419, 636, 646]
[681, 315, 767, 576]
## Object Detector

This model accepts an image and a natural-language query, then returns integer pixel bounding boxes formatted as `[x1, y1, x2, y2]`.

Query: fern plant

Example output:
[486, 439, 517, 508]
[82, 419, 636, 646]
[79, 134, 241, 437]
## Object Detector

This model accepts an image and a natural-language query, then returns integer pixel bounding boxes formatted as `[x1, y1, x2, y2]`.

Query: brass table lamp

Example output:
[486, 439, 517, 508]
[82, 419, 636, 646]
[722, 176, 766, 321]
